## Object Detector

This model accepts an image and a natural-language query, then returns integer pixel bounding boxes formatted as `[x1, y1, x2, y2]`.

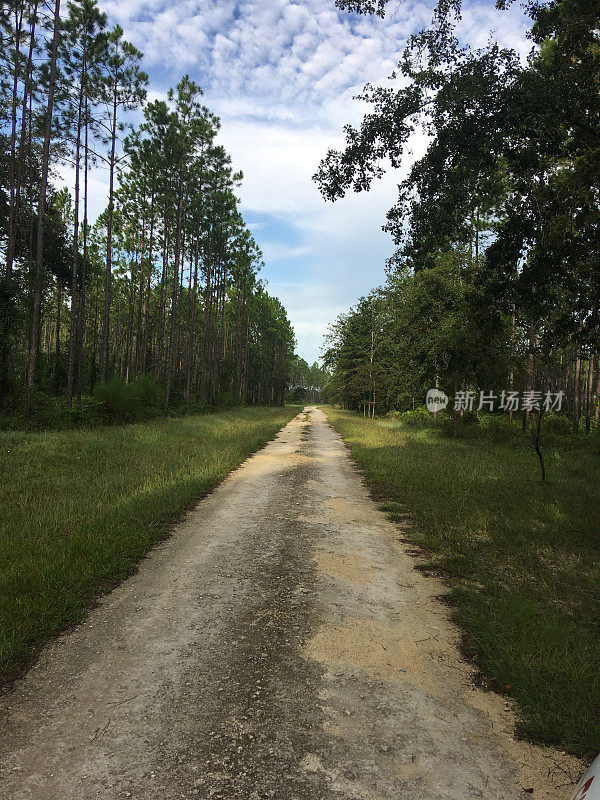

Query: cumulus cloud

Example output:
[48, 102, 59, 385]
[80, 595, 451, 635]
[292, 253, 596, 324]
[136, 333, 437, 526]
[83, 0, 530, 361]
[260, 242, 313, 261]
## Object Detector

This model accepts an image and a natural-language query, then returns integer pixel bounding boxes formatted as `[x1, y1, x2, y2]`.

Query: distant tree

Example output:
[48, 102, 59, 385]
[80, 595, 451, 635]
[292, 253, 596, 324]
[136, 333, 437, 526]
[0, 6, 295, 420]
[318, 0, 600, 431]
[27, 0, 61, 415]
[96, 25, 146, 385]
[58, 0, 107, 405]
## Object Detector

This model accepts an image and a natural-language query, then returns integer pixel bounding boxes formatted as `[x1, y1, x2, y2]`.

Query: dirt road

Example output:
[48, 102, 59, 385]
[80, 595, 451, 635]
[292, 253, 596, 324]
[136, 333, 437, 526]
[0, 407, 580, 799]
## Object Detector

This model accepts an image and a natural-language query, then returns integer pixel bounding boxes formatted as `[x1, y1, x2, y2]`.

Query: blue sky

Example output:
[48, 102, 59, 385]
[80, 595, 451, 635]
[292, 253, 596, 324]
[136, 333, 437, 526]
[80, 0, 531, 363]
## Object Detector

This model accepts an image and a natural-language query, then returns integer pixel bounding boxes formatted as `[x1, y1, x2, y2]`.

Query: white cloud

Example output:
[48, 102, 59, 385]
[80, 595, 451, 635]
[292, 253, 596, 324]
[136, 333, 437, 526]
[260, 242, 313, 261]
[55, 163, 110, 222]
[64, 0, 531, 362]
[217, 119, 332, 215]
[269, 281, 351, 361]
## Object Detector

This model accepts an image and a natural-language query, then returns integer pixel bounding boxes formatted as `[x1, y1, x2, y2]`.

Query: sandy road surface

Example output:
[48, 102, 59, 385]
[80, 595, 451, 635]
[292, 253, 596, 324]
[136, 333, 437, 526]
[0, 407, 580, 799]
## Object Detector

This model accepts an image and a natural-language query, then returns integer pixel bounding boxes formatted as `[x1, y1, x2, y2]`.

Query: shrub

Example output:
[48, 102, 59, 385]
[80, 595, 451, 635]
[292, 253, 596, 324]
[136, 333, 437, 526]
[30, 394, 72, 429]
[544, 412, 574, 438]
[397, 404, 436, 427]
[130, 375, 161, 408]
[68, 396, 103, 427]
[94, 377, 142, 423]
[214, 390, 239, 410]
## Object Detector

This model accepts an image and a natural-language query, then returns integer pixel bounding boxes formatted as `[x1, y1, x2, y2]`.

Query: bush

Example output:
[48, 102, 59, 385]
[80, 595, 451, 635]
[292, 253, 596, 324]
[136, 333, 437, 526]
[29, 394, 72, 429]
[94, 377, 142, 423]
[397, 405, 437, 427]
[543, 412, 575, 438]
[473, 412, 519, 443]
[67, 396, 103, 427]
[188, 397, 211, 415]
[130, 375, 162, 409]
[214, 390, 240, 410]
[94, 376, 164, 424]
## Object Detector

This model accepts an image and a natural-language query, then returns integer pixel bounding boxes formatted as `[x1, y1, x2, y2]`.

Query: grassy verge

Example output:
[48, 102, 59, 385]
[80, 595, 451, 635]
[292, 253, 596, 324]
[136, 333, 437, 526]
[323, 406, 600, 757]
[0, 405, 299, 685]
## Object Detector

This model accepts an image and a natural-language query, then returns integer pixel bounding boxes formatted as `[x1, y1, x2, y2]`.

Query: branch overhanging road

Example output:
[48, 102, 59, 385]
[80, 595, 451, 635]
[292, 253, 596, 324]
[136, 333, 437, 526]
[0, 408, 579, 799]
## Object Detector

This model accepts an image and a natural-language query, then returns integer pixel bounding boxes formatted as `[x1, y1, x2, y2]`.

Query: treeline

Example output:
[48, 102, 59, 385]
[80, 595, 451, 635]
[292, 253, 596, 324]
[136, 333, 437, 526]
[288, 356, 329, 403]
[1, 0, 295, 422]
[323, 253, 599, 434]
[318, 0, 599, 434]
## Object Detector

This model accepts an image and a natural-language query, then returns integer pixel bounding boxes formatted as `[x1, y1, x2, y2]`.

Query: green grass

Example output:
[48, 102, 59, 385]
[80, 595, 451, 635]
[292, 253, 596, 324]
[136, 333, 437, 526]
[0, 406, 299, 685]
[324, 406, 600, 757]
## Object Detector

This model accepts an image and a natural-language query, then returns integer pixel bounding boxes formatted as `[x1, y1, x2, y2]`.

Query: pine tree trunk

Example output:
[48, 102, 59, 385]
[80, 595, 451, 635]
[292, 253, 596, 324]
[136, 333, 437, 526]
[54, 280, 62, 391]
[595, 355, 600, 425]
[585, 356, 593, 434]
[199, 242, 214, 403]
[67, 56, 86, 406]
[140, 187, 154, 376]
[573, 346, 581, 434]
[134, 201, 147, 376]
[9, 4, 37, 276]
[522, 328, 535, 432]
[155, 199, 169, 381]
[6, 0, 24, 278]
[124, 254, 137, 383]
[185, 214, 201, 409]
[26, 0, 61, 417]
[7, 1, 37, 278]
[164, 172, 184, 411]
[76, 87, 90, 403]
[100, 65, 119, 385]
[508, 304, 515, 422]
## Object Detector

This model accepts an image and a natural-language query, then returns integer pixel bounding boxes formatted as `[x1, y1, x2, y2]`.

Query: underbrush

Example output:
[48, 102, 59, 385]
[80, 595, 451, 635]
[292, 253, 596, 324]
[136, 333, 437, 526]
[0, 377, 237, 431]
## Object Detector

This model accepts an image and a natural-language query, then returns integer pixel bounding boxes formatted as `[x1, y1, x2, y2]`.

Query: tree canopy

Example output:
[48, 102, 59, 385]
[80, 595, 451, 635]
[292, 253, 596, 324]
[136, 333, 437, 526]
[317, 0, 600, 432]
[1, 0, 297, 419]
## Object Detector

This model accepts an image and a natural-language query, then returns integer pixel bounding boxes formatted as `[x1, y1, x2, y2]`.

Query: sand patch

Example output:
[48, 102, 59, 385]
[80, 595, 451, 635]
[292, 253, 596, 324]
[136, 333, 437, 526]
[314, 550, 380, 586]
[305, 616, 437, 693]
